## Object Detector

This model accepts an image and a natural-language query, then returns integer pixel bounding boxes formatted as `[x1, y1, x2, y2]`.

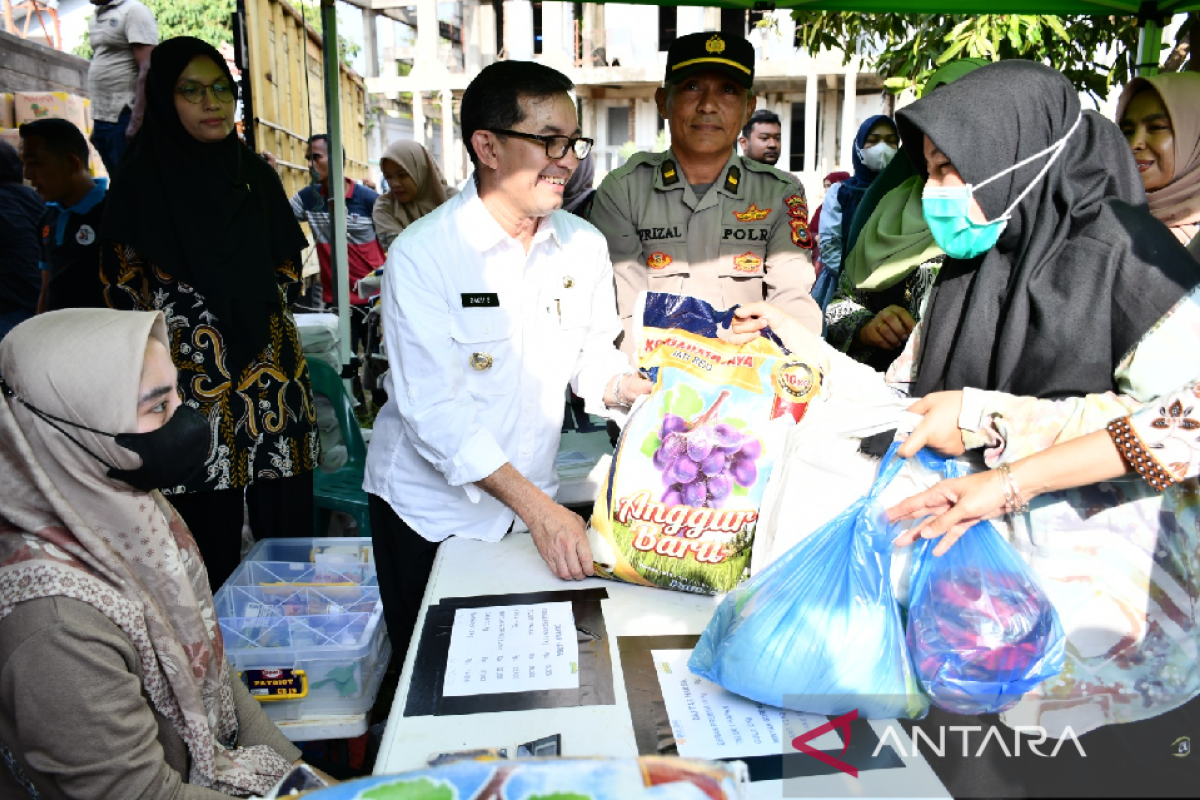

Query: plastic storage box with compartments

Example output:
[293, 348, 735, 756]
[215, 538, 388, 722]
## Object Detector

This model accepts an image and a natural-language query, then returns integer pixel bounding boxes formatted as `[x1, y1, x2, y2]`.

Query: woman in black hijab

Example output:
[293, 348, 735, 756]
[733, 61, 1200, 799]
[888, 61, 1200, 800]
[895, 61, 1198, 402]
[100, 37, 319, 590]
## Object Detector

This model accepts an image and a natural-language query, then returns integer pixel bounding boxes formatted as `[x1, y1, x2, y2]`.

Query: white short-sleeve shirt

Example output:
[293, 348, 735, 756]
[88, 0, 159, 123]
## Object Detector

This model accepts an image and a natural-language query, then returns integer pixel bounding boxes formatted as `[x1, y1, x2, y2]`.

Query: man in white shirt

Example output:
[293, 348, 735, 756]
[364, 60, 651, 658]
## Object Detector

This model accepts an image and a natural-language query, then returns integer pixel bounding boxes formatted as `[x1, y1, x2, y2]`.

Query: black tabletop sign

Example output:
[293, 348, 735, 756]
[404, 588, 613, 717]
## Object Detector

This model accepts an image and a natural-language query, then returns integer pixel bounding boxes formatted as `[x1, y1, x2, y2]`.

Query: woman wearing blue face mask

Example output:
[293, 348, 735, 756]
[885, 61, 1200, 798]
[892, 62, 1198, 401]
[734, 60, 1200, 798]
[812, 115, 899, 315]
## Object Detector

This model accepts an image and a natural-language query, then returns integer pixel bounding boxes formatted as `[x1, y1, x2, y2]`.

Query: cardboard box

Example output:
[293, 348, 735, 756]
[14, 91, 88, 134]
[0, 94, 13, 128]
[0, 128, 19, 152]
[89, 140, 108, 180]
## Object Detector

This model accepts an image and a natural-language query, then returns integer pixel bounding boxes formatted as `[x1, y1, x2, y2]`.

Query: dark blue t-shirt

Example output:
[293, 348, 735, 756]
[0, 182, 45, 315]
[39, 179, 109, 312]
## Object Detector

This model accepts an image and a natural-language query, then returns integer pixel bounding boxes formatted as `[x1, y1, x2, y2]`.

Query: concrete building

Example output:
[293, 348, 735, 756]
[8, 0, 901, 204]
[345, 0, 895, 204]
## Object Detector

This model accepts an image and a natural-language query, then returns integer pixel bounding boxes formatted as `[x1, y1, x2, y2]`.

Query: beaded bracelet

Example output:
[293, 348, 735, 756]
[610, 371, 636, 409]
[996, 462, 1030, 513]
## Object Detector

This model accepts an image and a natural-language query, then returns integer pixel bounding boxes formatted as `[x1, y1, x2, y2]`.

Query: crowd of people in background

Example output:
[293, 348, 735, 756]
[2, 17, 1200, 800]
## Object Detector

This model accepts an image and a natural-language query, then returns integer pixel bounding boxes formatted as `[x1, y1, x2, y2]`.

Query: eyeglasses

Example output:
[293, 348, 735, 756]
[176, 80, 235, 105]
[488, 129, 593, 160]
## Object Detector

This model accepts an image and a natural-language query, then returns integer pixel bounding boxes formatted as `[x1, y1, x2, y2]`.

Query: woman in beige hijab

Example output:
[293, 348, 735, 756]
[372, 139, 455, 251]
[1118, 72, 1200, 253]
[0, 309, 314, 799]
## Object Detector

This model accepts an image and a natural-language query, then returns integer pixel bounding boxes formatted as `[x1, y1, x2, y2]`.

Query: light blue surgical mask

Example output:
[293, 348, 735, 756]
[923, 113, 1082, 260]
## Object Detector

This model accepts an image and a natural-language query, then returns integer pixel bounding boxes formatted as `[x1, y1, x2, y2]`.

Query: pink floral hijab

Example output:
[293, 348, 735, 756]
[0, 309, 291, 795]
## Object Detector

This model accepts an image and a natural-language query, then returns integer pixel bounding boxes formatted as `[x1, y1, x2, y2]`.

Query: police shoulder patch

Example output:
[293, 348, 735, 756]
[661, 160, 680, 186]
[788, 217, 813, 250]
[784, 193, 809, 220]
[723, 166, 740, 193]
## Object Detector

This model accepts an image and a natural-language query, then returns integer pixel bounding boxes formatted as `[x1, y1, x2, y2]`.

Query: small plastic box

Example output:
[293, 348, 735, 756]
[242, 537, 374, 566]
[216, 539, 388, 722]
[224, 561, 378, 589]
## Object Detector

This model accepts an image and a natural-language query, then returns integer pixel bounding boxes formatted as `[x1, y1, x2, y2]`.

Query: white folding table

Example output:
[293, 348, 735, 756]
[373, 533, 950, 799]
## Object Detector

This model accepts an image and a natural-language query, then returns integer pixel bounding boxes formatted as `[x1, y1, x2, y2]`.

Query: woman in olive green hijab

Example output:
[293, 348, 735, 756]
[824, 59, 987, 372]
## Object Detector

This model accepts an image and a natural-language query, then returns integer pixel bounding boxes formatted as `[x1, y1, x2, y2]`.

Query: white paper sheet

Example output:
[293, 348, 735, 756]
[652, 649, 843, 760]
[442, 602, 580, 697]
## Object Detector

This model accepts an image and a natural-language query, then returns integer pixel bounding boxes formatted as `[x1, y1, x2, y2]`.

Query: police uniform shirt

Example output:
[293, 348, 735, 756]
[39, 179, 108, 312]
[363, 179, 630, 543]
[589, 149, 823, 355]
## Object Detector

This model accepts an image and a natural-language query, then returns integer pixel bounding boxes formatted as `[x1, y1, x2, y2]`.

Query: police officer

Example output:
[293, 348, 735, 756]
[590, 31, 822, 357]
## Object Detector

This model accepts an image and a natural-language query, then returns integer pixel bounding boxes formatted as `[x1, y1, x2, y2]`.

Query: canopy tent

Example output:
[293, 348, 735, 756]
[603, 0, 1198, 9]
[314, 0, 1199, 371]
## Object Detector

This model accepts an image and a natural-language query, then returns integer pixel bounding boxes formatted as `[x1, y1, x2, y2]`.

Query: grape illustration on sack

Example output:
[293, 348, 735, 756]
[588, 292, 823, 595]
[656, 391, 760, 509]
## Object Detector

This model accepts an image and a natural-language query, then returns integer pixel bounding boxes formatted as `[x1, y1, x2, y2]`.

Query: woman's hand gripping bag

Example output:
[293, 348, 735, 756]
[587, 292, 821, 595]
[688, 444, 928, 719]
[905, 450, 1066, 716]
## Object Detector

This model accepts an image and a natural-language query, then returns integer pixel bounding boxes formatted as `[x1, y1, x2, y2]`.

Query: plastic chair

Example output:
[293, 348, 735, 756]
[306, 357, 372, 538]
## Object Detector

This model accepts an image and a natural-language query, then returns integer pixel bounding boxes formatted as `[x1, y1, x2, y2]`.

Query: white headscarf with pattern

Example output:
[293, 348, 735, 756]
[0, 309, 291, 795]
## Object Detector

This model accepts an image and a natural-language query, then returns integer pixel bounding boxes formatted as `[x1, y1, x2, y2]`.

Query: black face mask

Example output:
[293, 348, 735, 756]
[1, 380, 211, 492]
[108, 406, 211, 491]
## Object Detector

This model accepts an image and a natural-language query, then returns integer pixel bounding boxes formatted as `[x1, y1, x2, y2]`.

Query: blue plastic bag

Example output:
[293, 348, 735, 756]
[906, 450, 1066, 716]
[688, 443, 928, 719]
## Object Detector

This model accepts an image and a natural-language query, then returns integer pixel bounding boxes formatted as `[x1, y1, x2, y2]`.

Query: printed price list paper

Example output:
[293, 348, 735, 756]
[442, 601, 581, 697]
[652, 649, 842, 759]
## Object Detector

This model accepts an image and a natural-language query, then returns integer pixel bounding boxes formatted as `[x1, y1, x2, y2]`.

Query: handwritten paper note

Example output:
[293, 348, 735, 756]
[652, 649, 842, 760]
[442, 602, 580, 697]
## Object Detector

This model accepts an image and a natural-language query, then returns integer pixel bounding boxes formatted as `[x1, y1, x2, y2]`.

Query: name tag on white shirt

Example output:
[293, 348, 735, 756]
[462, 293, 500, 308]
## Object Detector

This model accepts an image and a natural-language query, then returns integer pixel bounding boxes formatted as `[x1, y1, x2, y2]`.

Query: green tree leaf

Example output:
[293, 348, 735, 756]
[788, 10, 1188, 99]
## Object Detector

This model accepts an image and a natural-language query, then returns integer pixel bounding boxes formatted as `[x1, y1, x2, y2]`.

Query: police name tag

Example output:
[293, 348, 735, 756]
[462, 293, 500, 308]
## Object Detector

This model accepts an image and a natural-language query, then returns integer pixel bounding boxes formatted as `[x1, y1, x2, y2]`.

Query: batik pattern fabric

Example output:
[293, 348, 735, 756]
[1109, 381, 1200, 491]
[101, 243, 320, 493]
[904, 286, 1200, 738]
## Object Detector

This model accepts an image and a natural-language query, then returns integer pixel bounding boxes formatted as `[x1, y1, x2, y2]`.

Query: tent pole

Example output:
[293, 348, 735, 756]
[321, 0, 352, 374]
[1136, 17, 1162, 76]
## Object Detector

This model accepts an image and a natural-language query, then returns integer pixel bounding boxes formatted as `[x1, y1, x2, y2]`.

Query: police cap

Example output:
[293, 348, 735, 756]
[663, 31, 755, 90]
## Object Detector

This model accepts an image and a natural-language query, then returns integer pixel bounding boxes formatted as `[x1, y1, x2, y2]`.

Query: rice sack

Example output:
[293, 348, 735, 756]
[587, 292, 821, 594]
